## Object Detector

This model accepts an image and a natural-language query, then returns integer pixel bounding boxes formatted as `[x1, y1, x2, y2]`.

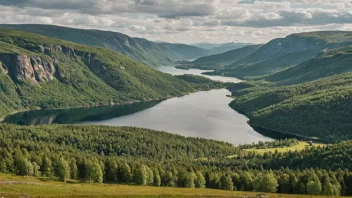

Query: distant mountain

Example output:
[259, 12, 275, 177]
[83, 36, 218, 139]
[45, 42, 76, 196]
[191, 43, 224, 49]
[0, 24, 211, 67]
[210, 43, 252, 54]
[221, 31, 352, 78]
[192, 42, 251, 51]
[157, 42, 211, 61]
[0, 29, 220, 117]
[192, 44, 262, 67]
[266, 46, 352, 85]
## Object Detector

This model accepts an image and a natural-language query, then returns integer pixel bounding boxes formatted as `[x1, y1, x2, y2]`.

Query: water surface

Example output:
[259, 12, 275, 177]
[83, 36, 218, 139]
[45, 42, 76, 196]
[157, 66, 242, 83]
[3, 67, 273, 144]
[80, 89, 271, 144]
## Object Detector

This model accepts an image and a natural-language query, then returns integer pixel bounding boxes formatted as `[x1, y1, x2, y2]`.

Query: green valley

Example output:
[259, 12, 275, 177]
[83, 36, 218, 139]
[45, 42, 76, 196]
[0, 29, 221, 118]
[176, 44, 263, 70]
[1, 0, 352, 197]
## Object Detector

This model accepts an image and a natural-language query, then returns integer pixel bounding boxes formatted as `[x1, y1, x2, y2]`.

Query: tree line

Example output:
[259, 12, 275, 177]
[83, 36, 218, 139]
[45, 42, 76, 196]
[1, 124, 352, 196]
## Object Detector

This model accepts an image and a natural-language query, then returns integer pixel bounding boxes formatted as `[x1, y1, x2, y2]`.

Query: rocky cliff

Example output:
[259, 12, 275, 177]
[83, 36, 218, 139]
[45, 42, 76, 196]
[0, 29, 219, 117]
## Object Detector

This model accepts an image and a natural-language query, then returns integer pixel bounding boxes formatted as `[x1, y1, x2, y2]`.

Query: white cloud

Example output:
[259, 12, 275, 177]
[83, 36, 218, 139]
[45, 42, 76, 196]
[0, 0, 351, 43]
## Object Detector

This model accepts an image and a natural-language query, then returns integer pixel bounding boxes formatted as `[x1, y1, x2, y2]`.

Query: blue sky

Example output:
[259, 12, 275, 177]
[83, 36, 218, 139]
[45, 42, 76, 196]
[0, 0, 351, 43]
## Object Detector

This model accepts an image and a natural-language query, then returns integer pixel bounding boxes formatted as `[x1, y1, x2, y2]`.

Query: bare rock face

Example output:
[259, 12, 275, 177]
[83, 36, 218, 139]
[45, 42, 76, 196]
[61, 45, 77, 59]
[0, 54, 56, 84]
[13, 55, 37, 84]
[0, 61, 8, 74]
[0, 44, 86, 84]
[30, 56, 55, 82]
[38, 45, 45, 53]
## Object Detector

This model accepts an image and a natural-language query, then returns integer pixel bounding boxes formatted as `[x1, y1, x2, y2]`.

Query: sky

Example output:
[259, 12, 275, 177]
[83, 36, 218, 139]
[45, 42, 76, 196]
[0, 0, 351, 44]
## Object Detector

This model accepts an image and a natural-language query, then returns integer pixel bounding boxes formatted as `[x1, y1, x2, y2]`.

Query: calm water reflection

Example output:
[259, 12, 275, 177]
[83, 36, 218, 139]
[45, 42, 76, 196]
[3, 67, 274, 144]
[3, 101, 161, 125]
[80, 89, 272, 144]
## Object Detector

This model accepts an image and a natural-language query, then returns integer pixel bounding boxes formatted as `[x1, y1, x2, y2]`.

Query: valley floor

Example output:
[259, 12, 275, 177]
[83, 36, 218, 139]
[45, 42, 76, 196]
[0, 173, 346, 198]
[242, 141, 325, 155]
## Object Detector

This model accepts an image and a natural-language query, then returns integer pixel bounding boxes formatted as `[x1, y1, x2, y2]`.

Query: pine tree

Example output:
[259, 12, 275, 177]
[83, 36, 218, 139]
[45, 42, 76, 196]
[221, 175, 234, 191]
[15, 157, 33, 177]
[105, 159, 118, 182]
[153, 169, 161, 187]
[254, 173, 278, 193]
[119, 162, 132, 184]
[86, 162, 103, 183]
[278, 174, 290, 193]
[134, 164, 147, 186]
[70, 158, 78, 180]
[58, 157, 70, 182]
[145, 166, 154, 185]
[195, 171, 206, 188]
[185, 171, 196, 188]
[42, 156, 52, 177]
[32, 162, 41, 177]
[161, 171, 174, 187]
[307, 180, 322, 195]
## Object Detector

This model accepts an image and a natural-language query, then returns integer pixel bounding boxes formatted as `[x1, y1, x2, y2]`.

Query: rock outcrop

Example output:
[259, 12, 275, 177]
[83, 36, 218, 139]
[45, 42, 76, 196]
[30, 56, 55, 82]
[0, 54, 55, 84]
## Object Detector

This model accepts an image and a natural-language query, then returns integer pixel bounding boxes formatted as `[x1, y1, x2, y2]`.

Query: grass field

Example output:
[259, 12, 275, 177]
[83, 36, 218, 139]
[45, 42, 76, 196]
[0, 173, 346, 198]
[242, 141, 326, 155]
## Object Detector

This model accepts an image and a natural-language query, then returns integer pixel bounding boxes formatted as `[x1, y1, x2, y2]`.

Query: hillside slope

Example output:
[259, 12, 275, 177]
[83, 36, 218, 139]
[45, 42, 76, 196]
[157, 42, 211, 60]
[209, 43, 252, 54]
[266, 46, 352, 85]
[229, 71, 352, 142]
[192, 44, 262, 66]
[221, 31, 352, 78]
[0, 29, 220, 117]
[0, 24, 211, 67]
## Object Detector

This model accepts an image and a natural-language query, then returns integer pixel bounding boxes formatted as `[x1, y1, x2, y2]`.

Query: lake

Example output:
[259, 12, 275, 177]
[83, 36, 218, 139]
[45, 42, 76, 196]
[2, 67, 273, 145]
[156, 66, 242, 83]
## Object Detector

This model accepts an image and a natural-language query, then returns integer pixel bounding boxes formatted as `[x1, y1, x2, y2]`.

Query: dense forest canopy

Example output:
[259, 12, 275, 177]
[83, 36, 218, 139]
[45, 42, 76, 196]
[0, 124, 352, 195]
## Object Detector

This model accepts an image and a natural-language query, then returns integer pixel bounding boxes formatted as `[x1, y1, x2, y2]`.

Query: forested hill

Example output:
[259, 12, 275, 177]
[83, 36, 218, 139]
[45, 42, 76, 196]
[1, 124, 352, 196]
[0, 24, 211, 67]
[220, 31, 352, 78]
[192, 44, 262, 66]
[0, 29, 221, 117]
[226, 43, 352, 143]
[266, 45, 352, 85]
[229, 73, 352, 143]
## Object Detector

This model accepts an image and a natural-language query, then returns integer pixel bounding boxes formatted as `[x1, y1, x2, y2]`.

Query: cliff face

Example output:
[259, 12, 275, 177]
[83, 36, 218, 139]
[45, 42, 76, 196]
[0, 29, 213, 118]
[0, 53, 55, 84]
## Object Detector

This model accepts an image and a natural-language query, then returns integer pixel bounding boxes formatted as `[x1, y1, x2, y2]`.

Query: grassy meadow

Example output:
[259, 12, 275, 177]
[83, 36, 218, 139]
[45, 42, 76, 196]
[242, 141, 326, 155]
[0, 173, 346, 198]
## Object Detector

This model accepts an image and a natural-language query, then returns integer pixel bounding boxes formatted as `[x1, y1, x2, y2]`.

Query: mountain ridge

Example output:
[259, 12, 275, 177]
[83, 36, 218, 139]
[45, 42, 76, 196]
[219, 31, 352, 78]
[227, 44, 352, 143]
[192, 44, 263, 66]
[0, 24, 212, 67]
[0, 29, 221, 117]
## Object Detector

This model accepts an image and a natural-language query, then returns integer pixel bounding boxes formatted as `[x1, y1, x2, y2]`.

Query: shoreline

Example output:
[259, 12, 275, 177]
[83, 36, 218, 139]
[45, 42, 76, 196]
[228, 103, 322, 143]
[249, 123, 322, 143]
[0, 86, 223, 123]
